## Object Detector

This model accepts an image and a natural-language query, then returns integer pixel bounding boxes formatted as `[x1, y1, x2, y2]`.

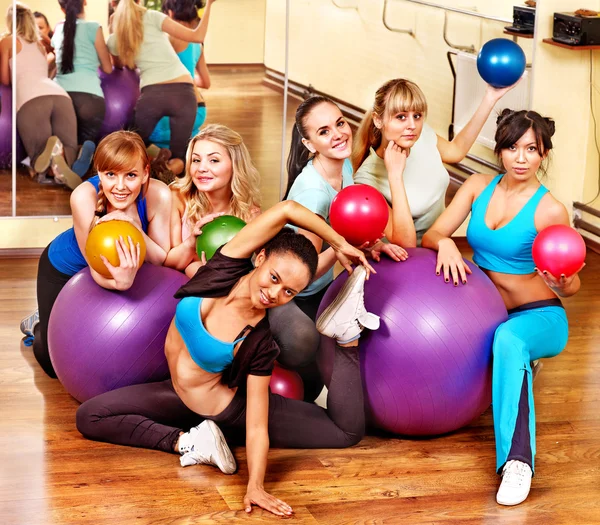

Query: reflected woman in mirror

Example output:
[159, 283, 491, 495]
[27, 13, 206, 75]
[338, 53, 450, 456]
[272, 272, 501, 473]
[20, 131, 171, 379]
[164, 124, 261, 278]
[353, 78, 518, 246]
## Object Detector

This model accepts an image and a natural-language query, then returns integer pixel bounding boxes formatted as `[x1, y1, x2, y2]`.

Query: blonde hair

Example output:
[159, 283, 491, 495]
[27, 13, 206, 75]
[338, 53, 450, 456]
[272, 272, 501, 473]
[91, 131, 150, 229]
[113, 0, 146, 69]
[10, 2, 39, 43]
[171, 124, 261, 227]
[352, 79, 428, 172]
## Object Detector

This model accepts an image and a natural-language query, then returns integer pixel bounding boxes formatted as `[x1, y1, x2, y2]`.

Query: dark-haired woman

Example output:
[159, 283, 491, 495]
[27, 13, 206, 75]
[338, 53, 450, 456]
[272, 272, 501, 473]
[270, 96, 406, 397]
[422, 110, 583, 506]
[76, 200, 379, 517]
[52, 0, 113, 149]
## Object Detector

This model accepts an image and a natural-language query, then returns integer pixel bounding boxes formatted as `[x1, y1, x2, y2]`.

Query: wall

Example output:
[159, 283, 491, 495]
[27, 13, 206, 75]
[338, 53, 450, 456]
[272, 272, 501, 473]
[22, 0, 108, 33]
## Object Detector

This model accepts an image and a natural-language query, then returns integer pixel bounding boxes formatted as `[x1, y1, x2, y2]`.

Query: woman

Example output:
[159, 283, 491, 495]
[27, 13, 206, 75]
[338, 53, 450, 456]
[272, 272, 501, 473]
[4, 2, 86, 189]
[108, 0, 215, 176]
[148, 0, 210, 156]
[76, 200, 379, 517]
[164, 124, 261, 277]
[20, 131, 171, 378]
[274, 96, 406, 397]
[52, 0, 113, 146]
[353, 78, 517, 246]
[422, 109, 583, 506]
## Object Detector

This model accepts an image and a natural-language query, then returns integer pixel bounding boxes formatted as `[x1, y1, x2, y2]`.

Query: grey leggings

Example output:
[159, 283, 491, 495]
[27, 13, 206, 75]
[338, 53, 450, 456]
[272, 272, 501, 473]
[68, 92, 105, 144]
[76, 343, 365, 451]
[17, 95, 77, 167]
[133, 83, 196, 161]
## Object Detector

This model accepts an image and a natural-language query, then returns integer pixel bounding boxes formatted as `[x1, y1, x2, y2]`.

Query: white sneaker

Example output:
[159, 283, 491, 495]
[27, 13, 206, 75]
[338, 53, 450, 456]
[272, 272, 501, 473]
[316, 266, 380, 344]
[178, 420, 236, 474]
[20, 309, 39, 337]
[496, 460, 532, 506]
[531, 360, 543, 382]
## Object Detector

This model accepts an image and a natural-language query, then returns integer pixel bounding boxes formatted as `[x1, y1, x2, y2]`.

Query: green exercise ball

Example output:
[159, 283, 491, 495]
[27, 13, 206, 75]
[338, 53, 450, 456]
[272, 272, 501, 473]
[196, 215, 246, 260]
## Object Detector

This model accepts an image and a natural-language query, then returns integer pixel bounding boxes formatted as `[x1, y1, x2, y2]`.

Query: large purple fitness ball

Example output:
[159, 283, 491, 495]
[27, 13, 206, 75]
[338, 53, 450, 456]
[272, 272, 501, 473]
[48, 264, 187, 402]
[99, 67, 140, 137]
[318, 248, 507, 436]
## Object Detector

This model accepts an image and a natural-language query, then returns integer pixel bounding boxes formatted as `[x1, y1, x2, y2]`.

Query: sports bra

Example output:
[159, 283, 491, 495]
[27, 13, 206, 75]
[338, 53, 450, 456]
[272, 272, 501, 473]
[175, 296, 248, 373]
[466, 174, 548, 275]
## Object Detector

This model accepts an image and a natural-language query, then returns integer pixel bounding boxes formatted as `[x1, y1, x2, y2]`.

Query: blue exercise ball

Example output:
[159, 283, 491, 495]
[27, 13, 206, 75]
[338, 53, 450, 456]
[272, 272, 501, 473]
[477, 38, 526, 88]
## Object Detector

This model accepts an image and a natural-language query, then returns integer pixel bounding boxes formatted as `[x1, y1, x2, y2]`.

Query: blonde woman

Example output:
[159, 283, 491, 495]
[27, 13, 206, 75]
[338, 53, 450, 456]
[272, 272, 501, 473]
[352, 78, 516, 246]
[2, 2, 86, 189]
[21, 131, 171, 378]
[165, 124, 261, 278]
[108, 0, 216, 175]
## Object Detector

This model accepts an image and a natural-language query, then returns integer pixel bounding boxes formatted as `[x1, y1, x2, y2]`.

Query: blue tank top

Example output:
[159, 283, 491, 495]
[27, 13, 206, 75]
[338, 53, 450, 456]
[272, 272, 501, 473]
[48, 175, 150, 276]
[177, 43, 202, 76]
[466, 174, 548, 275]
[175, 296, 246, 373]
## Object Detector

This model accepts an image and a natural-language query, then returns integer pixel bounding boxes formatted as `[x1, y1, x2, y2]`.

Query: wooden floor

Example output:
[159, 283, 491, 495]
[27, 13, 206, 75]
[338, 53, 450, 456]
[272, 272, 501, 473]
[0, 66, 286, 217]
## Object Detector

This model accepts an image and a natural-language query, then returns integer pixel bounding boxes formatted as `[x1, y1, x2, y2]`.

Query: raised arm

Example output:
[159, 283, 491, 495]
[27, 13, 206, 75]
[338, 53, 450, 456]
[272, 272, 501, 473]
[243, 375, 293, 517]
[194, 49, 210, 88]
[221, 201, 374, 275]
[436, 83, 518, 164]
[161, 0, 215, 44]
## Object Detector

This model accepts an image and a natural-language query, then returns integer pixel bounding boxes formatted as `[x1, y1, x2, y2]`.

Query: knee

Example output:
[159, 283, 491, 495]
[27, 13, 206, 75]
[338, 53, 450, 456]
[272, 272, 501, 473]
[75, 399, 100, 438]
[343, 427, 365, 448]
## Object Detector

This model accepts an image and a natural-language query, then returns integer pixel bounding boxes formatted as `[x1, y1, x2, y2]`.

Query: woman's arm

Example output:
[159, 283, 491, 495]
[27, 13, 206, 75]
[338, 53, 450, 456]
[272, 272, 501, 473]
[94, 27, 113, 74]
[436, 84, 517, 164]
[161, 0, 215, 44]
[0, 36, 11, 85]
[194, 50, 210, 89]
[143, 179, 172, 265]
[221, 201, 374, 275]
[244, 375, 293, 517]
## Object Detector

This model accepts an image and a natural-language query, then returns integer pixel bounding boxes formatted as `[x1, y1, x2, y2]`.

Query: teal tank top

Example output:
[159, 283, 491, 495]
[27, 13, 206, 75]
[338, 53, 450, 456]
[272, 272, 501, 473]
[466, 175, 548, 275]
[175, 296, 247, 373]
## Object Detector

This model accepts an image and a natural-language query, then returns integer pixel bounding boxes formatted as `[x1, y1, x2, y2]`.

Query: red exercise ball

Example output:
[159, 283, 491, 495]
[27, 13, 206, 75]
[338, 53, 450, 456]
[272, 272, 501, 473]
[270, 362, 304, 400]
[532, 225, 586, 277]
[329, 185, 389, 246]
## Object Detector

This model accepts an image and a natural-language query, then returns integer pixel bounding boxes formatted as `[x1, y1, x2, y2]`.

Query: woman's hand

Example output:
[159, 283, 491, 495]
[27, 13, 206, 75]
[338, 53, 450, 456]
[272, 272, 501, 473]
[184, 212, 225, 247]
[384, 140, 409, 180]
[97, 210, 142, 231]
[244, 485, 293, 517]
[367, 241, 408, 262]
[535, 263, 585, 295]
[435, 238, 472, 285]
[100, 235, 141, 291]
[484, 77, 521, 102]
[333, 239, 376, 278]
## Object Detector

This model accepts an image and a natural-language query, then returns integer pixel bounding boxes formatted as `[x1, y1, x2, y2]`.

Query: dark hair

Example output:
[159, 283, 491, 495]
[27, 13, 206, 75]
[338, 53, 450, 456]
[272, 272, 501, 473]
[494, 109, 555, 175]
[263, 227, 318, 283]
[57, 0, 84, 75]
[162, 0, 203, 22]
[33, 11, 53, 37]
[285, 95, 338, 199]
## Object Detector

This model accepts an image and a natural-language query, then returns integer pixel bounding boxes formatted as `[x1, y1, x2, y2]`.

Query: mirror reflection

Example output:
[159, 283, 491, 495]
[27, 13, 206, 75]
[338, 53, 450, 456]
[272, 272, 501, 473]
[0, 0, 13, 216]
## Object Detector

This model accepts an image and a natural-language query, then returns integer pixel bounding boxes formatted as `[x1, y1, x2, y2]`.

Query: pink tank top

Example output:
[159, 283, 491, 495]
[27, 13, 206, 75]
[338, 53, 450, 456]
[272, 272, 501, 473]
[11, 37, 69, 112]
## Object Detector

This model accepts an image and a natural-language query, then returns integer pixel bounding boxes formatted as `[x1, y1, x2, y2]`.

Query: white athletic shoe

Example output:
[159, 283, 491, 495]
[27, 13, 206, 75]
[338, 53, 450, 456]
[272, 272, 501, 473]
[496, 460, 533, 506]
[178, 420, 236, 474]
[316, 266, 380, 344]
[531, 360, 543, 382]
[20, 309, 39, 337]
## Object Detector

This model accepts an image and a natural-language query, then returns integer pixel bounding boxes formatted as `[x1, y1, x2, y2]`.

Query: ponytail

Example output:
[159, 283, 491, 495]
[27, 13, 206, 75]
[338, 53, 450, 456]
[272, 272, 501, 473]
[90, 184, 109, 231]
[58, 0, 83, 75]
[113, 0, 146, 69]
[285, 95, 335, 199]
[351, 112, 380, 173]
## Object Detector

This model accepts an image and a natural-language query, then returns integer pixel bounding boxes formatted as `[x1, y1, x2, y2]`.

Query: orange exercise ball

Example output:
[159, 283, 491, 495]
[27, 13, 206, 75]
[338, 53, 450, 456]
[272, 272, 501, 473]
[85, 220, 146, 278]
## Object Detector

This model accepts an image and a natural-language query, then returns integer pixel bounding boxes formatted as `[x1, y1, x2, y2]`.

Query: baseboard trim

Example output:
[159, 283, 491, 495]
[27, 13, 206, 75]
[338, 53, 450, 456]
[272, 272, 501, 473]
[208, 63, 265, 71]
[0, 247, 44, 259]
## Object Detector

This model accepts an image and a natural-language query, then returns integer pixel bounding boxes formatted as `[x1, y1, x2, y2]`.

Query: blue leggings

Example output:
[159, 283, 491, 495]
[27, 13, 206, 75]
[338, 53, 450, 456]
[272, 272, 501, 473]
[492, 299, 568, 474]
[148, 103, 207, 150]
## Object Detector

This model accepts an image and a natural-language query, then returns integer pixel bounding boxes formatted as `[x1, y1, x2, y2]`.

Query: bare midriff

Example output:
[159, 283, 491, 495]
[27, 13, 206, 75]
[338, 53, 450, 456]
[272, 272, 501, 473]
[483, 270, 558, 311]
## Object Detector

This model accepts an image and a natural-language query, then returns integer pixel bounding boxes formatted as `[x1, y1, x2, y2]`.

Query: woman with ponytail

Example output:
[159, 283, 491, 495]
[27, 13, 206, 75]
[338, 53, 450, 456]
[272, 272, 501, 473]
[108, 0, 216, 176]
[353, 78, 517, 246]
[52, 0, 113, 146]
[21, 131, 172, 379]
[271, 96, 406, 399]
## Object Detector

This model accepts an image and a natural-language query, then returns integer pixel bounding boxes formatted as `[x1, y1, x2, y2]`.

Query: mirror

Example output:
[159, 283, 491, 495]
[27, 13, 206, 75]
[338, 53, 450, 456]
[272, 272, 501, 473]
[0, 0, 13, 217]
[13, 0, 286, 218]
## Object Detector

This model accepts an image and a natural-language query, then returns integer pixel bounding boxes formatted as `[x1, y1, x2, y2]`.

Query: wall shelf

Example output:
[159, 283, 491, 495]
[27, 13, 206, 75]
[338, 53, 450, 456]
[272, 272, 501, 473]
[503, 29, 533, 39]
[542, 37, 600, 50]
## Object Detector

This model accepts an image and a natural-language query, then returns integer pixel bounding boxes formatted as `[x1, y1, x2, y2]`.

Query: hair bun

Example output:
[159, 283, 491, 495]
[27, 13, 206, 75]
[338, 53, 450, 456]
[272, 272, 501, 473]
[496, 108, 513, 125]
[544, 117, 556, 137]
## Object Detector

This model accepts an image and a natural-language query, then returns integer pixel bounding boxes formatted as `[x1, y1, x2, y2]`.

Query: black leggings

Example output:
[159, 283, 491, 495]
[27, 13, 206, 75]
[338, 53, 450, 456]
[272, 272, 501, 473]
[76, 343, 365, 451]
[34, 245, 73, 378]
[133, 83, 196, 161]
[68, 92, 106, 144]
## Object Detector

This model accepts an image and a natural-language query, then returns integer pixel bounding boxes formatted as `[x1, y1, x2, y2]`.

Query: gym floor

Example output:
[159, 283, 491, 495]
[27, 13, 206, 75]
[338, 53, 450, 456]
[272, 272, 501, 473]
[2, 68, 600, 524]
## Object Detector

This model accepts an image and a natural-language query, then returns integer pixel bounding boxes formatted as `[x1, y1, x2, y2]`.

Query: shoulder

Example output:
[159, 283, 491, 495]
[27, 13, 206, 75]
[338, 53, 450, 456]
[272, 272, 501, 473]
[354, 151, 382, 180]
[145, 9, 167, 27]
[0, 35, 11, 50]
[170, 186, 186, 213]
[70, 179, 99, 209]
[85, 20, 101, 35]
[537, 192, 569, 229]
[146, 178, 172, 209]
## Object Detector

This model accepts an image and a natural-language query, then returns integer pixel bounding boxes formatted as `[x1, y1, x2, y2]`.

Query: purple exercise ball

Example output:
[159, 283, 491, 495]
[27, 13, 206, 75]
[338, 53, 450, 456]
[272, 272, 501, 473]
[317, 248, 507, 436]
[99, 67, 140, 137]
[0, 85, 12, 169]
[48, 263, 188, 403]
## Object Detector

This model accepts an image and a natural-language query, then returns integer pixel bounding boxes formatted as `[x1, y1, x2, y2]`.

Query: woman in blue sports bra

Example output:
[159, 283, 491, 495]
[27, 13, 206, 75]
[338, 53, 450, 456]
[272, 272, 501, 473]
[21, 131, 172, 378]
[423, 109, 583, 507]
[76, 200, 381, 517]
